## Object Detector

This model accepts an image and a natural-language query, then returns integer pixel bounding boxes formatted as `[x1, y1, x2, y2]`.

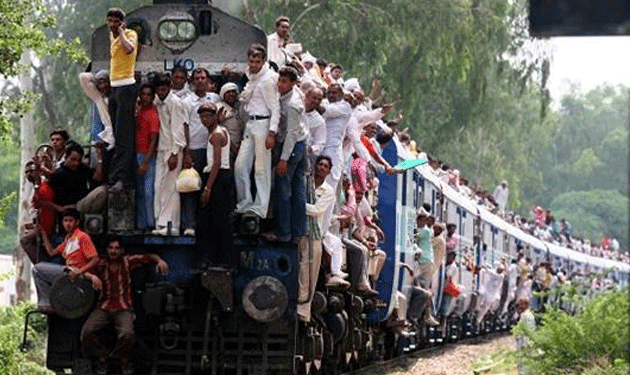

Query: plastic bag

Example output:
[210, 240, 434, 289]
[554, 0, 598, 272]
[176, 168, 201, 193]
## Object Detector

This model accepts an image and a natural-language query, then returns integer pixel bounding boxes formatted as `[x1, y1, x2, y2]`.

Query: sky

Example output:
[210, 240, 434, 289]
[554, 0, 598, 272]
[548, 36, 630, 103]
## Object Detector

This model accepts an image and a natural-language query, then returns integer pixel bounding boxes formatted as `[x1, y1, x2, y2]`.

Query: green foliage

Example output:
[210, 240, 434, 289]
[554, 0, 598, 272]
[0, 301, 52, 375]
[550, 189, 628, 249]
[513, 289, 629, 375]
[0, 137, 23, 254]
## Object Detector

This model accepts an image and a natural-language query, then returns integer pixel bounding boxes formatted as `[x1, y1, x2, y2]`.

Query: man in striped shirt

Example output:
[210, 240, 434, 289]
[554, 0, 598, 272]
[81, 235, 168, 375]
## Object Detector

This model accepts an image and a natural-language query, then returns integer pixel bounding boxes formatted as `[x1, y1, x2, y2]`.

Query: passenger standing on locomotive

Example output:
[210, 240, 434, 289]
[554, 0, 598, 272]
[197, 103, 235, 267]
[217, 82, 245, 168]
[181, 68, 221, 236]
[106, 7, 138, 194]
[134, 83, 160, 232]
[234, 44, 280, 219]
[298, 155, 336, 321]
[321, 83, 352, 201]
[267, 16, 290, 69]
[152, 73, 186, 236]
[171, 66, 192, 100]
[262, 67, 308, 243]
[33, 208, 100, 313]
[81, 235, 169, 375]
[302, 87, 326, 161]
[78, 70, 115, 152]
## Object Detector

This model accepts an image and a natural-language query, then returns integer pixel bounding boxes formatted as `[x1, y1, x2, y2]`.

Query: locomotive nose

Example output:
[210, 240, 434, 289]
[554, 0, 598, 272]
[242, 276, 289, 323]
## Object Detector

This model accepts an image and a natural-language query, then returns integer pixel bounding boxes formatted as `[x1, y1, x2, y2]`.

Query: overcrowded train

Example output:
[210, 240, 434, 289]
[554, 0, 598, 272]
[21, 1, 629, 375]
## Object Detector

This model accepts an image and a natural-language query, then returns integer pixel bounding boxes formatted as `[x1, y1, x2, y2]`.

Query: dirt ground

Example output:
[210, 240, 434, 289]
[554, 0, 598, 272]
[383, 334, 517, 375]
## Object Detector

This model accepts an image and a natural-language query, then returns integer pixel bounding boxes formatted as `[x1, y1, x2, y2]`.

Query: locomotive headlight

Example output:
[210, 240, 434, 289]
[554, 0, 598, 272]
[177, 21, 196, 40]
[159, 21, 177, 40]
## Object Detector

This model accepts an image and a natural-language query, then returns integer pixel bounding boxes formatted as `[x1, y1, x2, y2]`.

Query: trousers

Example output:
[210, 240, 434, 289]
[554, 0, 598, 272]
[154, 151, 182, 229]
[81, 309, 135, 360]
[234, 118, 272, 217]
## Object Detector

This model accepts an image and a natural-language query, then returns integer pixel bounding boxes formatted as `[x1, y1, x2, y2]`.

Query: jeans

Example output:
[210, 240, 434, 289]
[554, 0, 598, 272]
[108, 84, 137, 186]
[135, 153, 156, 230]
[274, 141, 306, 240]
[181, 149, 207, 230]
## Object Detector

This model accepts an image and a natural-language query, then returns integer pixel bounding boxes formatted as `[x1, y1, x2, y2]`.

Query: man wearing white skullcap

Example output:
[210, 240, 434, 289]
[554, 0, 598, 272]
[218, 82, 245, 167]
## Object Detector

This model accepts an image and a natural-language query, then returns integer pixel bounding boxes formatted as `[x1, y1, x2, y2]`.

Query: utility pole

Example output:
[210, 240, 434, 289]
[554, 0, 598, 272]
[15, 50, 35, 303]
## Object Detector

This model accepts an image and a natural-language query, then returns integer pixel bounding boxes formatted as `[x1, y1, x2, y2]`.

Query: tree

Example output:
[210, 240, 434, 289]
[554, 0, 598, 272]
[550, 189, 628, 250]
[244, 0, 552, 213]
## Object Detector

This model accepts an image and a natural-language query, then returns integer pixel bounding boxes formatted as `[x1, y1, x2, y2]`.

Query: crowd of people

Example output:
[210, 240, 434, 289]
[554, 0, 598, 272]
[17, 8, 626, 372]
[404, 134, 628, 265]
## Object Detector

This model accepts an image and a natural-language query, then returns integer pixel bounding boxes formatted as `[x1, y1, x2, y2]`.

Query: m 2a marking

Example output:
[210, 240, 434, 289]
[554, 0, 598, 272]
[240, 251, 271, 272]
[164, 58, 195, 71]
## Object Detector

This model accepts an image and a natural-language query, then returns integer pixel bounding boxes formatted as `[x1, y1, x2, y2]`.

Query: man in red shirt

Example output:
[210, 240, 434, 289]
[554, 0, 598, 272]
[135, 83, 160, 231]
[33, 208, 100, 312]
[81, 235, 168, 375]
[20, 161, 56, 264]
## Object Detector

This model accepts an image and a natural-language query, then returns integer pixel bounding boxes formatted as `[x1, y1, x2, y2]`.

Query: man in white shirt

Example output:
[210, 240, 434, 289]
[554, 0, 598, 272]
[234, 44, 281, 218]
[322, 83, 352, 192]
[152, 74, 187, 236]
[493, 180, 509, 212]
[267, 16, 290, 69]
[180, 68, 221, 236]
[298, 155, 336, 321]
[303, 87, 326, 160]
[171, 66, 191, 100]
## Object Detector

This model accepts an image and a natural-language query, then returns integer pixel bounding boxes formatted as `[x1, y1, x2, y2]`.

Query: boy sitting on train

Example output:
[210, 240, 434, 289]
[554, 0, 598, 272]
[33, 208, 101, 313]
[81, 235, 169, 375]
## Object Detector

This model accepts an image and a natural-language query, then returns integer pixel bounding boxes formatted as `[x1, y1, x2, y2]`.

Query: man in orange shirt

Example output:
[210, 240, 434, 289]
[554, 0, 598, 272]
[33, 208, 100, 312]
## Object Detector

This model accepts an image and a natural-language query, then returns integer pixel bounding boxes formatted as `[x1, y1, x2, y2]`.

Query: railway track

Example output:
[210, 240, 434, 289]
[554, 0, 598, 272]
[344, 331, 510, 375]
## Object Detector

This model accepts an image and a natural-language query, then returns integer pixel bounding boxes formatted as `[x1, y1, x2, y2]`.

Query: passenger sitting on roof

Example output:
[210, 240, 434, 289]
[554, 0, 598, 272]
[81, 235, 168, 375]
[48, 143, 107, 216]
[33, 208, 100, 313]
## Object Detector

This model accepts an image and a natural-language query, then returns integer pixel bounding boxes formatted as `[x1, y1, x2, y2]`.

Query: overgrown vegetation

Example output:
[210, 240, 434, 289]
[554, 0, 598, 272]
[512, 288, 629, 375]
[0, 301, 52, 375]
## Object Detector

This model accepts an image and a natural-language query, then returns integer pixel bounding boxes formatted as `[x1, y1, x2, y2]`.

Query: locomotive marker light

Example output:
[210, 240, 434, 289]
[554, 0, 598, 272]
[157, 12, 197, 53]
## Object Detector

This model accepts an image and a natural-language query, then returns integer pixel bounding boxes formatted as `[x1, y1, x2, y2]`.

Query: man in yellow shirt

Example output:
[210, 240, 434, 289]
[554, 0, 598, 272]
[107, 7, 138, 193]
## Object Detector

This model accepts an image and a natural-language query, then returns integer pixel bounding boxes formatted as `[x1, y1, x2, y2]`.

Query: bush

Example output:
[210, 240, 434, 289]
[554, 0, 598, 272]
[512, 288, 629, 375]
[0, 302, 52, 375]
